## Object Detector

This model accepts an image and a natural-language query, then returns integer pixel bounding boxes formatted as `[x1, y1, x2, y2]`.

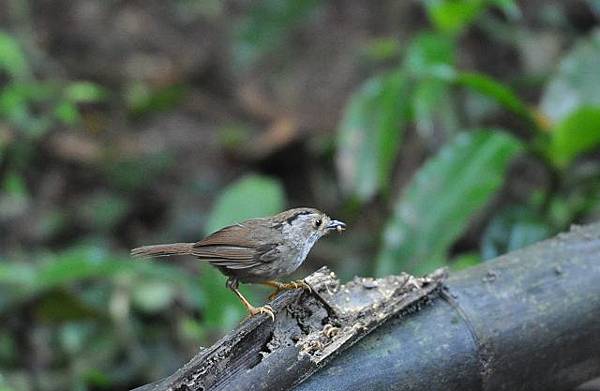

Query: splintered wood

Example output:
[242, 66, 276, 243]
[133, 266, 447, 391]
[296, 268, 446, 364]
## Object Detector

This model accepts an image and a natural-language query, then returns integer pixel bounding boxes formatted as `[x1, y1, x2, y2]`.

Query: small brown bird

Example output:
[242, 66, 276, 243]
[131, 207, 346, 320]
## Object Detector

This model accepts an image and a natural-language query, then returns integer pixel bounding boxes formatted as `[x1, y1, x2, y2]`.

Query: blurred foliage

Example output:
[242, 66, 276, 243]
[539, 30, 600, 167]
[333, 1, 600, 276]
[540, 30, 600, 122]
[480, 204, 551, 260]
[376, 130, 522, 275]
[126, 83, 186, 118]
[0, 32, 106, 137]
[546, 106, 600, 167]
[1, 0, 600, 390]
[337, 70, 410, 201]
[234, 0, 322, 69]
[204, 175, 285, 232]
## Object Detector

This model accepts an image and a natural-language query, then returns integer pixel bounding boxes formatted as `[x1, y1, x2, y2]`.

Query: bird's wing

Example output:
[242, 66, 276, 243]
[191, 223, 280, 270]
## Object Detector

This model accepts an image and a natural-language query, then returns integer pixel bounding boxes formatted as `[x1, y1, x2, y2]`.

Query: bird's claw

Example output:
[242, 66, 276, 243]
[322, 324, 339, 338]
[248, 304, 275, 321]
[268, 280, 312, 300]
[285, 280, 312, 293]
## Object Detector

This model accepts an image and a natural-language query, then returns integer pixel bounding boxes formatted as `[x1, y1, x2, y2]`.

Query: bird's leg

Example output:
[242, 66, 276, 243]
[227, 279, 274, 321]
[260, 280, 312, 300]
[232, 287, 275, 321]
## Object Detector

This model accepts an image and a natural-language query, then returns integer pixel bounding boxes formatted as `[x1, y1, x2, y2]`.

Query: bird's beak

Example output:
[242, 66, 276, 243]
[326, 220, 346, 232]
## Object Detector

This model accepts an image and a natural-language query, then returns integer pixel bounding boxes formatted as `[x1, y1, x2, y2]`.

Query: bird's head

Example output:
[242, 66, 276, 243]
[275, 207, 346, 243]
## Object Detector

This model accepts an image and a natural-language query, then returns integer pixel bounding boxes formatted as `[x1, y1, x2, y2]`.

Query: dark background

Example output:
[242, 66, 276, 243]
[1, 1, 600, 390]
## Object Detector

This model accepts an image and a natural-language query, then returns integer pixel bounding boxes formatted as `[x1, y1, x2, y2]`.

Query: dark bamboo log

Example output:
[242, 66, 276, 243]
[297, 223, 600, 391]
[133, 267, 446, 391]
[133, 223, 600, 391]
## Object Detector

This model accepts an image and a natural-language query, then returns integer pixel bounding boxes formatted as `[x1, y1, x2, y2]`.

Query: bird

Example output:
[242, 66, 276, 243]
[130, 207, 346, 320]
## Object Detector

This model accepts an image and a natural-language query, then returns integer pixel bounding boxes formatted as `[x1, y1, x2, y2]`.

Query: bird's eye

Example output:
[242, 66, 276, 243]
[314, 219, 322, 228]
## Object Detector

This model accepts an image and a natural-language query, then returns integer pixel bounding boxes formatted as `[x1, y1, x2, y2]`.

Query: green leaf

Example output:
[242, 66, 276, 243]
[540, 30, 600, 122]
[0, 32, 29, 79]
[424, 0, 486, 35]
[454, 72, 535, 124]
[403, 33, 459, 139]
[131, 280, 176, 313]
[547, 106, 600, 167]
[0, 81, 58, 137]
[54, 101, 80, 125]
[233, 0, 321, 68]
[0, 246, 199, 304]
[376, 130, 522, 276]
[404, 32, 455, 79]
[205, 174, 285, 232]
[126, 83, 186, 117]
[33, 248, 133, 291]
[481, 205, 551, 260]
[425, 0, 520, 34]
[336, 70, 411, 201]
[3, 171, 27, 197]
[0, 371, 17, 391]
[65, 81, 107, 103]
[413, 78, 458, 139]
[198, 264, 253, 330]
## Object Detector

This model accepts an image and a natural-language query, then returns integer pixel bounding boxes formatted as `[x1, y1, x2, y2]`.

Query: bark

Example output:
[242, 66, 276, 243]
[133, 223, 600, 391]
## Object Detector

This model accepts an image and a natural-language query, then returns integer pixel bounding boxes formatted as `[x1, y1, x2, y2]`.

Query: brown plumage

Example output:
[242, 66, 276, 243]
[131, 207, 346, 320]
[130, 243, 194, 258]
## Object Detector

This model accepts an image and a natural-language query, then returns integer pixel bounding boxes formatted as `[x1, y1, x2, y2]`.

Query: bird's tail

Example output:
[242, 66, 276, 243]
[130, 243, 195, 259]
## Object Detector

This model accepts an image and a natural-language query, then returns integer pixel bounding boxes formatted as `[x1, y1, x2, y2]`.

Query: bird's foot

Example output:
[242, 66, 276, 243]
[247, 304, 275, 321]
[267, 280, 312, 300]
